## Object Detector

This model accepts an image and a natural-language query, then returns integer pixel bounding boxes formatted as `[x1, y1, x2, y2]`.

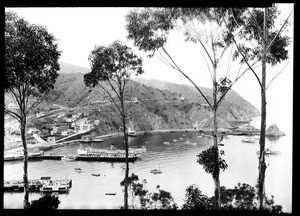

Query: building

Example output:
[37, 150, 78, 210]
[47, 137, 56, 144]
[93, 119, 100, 126]
[36, 112, 46, 118]
[27, 127, 40, 135]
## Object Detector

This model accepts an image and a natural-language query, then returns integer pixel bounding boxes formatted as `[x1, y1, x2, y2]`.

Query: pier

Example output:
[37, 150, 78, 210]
[4, 154, 138, 162]
[4, 177, 72, 193]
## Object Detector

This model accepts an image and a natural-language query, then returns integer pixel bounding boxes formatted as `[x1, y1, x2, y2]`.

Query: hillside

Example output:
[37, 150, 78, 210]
[58, 62, 90, 74]
[39, 63, 259, 133]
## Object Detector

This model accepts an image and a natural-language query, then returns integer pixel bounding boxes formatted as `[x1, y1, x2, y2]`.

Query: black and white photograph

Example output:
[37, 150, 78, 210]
[4, 4, 294, 213]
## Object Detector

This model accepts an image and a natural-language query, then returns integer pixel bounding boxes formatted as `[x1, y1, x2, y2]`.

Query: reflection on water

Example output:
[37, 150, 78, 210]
[4, 130, 292, 212]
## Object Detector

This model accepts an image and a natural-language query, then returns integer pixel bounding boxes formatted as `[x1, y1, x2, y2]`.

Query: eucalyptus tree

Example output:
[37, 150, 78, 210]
[222, 6, 292, 209]
[84, 40, 144, 209]
[5, 11, 61, 208]
[126, 7, 252, 209]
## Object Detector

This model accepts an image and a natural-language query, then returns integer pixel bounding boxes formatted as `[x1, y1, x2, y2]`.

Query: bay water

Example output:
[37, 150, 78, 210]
[3, 120, 292, 212]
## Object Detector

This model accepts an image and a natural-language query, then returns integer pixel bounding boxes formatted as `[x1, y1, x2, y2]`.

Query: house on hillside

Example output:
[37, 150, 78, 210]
[27, 127, 40, 135]
[132, 97, 138, 104]
[75, 118, 92, 133]
[47, 137, 56, 143]
[57, 112, 65, 118]
[36, 112, 46, 118]
[193, 123, 201, 130]
[93, 119, 100, 126]
[51, 126, 59, 135]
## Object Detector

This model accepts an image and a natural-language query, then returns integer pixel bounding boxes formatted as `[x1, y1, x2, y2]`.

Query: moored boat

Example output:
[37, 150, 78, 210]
[242, 138, 256, 143]
[77, 144, 144, 157]
[61, 154, 76, 161]
[150, 169, 162, 174]
[40, 184, 70, 193]
[127, 128, 138, 137]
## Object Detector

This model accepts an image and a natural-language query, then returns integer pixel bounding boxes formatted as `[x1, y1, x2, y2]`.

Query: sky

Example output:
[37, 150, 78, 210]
[6, 5, 294, 129]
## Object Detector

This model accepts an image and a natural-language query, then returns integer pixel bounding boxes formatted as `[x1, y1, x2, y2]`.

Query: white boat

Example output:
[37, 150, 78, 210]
[40, 184, 70, 193]
[40, 178, 71, 193]
[242, 138, 256, 143]
[127, 130, 137, 137]
[61, 154, 76, 161]
[93, 137, 104, 142]
[77, 144, 145, 157]
[150, 166, 162, 174]
[265, 149, 281, 155]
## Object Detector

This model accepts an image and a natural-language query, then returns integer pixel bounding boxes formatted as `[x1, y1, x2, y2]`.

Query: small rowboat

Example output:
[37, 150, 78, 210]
[150, 168, 162, 174]
[105, 193, 116, 195]
[92, 173, 100, 177]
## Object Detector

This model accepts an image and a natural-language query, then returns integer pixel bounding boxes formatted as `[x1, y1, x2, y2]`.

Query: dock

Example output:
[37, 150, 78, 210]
[4, 178, 72, 193]
[4, 154, 138, 162]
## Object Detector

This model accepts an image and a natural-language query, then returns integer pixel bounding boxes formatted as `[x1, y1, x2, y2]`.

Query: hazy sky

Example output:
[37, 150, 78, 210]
[6, 5, 294, 127]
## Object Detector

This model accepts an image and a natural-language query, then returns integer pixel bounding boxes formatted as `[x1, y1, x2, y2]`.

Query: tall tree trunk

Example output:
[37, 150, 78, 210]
[21, 115, 29, 209]
[120, 94, 129, 210]
[258, 8, 268, 210]
[212, 60, 220, 209]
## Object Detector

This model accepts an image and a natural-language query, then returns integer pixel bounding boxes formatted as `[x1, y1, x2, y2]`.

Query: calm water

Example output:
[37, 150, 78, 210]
[4, 120, 292, 212]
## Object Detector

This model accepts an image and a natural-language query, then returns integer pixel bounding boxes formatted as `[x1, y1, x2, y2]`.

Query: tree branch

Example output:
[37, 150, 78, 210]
[98, 81, 123, 117]
[161, 46, 213, 109]
[223, 17, 264, 90]
[266, 57, 290, 90]
[4, 107, 21, 122]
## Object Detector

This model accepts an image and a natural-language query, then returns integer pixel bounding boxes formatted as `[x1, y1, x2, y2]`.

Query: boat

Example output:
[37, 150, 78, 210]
[242, 139, 256, 143]
[150, 166, 162, 174]
[77, 144, 143, 157]
[80, 135, 92, 143]
[105, 193, 116, 195]
[127, 130, 137, 137]
[74, 167, 82, 172]
[218, 143, 224, 146]
[92, 137, 104, 142]
[61, 154, 76, 161]
[92, 173, 100, 177]
[40, 184, 70, 193]
[265, 149, 281, 155]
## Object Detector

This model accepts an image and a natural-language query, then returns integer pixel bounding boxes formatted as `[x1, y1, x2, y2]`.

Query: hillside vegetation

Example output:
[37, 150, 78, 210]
[43, 62, 259, 133]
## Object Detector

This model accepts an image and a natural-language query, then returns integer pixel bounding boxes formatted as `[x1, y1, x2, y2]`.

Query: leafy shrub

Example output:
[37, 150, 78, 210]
[28, 194, 60, 209]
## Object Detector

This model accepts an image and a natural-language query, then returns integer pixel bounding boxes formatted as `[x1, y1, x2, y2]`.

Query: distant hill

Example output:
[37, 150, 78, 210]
[58, 62, 90, 74]
[39, 63, 260, 133]
[134, 78, 260, 120]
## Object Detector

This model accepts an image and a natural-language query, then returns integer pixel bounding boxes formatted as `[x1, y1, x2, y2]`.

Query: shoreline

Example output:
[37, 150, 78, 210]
[3, 128, 221, 155]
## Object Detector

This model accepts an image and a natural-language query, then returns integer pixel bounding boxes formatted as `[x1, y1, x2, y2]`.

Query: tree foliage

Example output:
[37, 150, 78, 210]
[120, 174, 177, 210]
[230, 7, 291, 65]
[5, 11, 61, 98]
[182, 184, 213, 210]
[183, 183, 283, 213]
[28, 194, 60, 209]
[197, 146, 228, 179]
[84, 40, 143, 89]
